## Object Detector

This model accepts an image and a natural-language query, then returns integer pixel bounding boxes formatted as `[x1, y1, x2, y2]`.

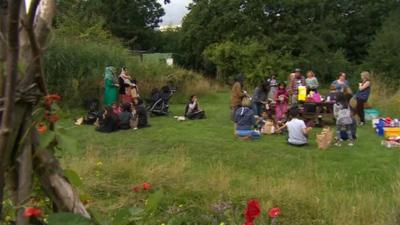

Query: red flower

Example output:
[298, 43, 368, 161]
[142, 182, 151, 190]
[268, 207, 281, 218]
[132, 186, 141, 193]
[48, 114, 60, 123]
[23, 207, 42, 218]
[37, 123, 47, 134]
[243, 199, 261, 225]
[44, 112, 60, 123]
[44, 94, 61, 106]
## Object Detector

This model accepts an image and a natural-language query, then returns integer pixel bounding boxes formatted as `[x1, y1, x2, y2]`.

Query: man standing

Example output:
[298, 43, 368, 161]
[290, 68, 306, 104]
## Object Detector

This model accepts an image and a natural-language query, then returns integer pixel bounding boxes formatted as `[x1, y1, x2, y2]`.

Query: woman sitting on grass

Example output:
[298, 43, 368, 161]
[234, 98, 261, 140]
[277, 107, 312, 146]
[96, 106, 119, 133]
[132, 98, 149, 129]
[185, 95, 206, 120]
[118, 103, 133, 130]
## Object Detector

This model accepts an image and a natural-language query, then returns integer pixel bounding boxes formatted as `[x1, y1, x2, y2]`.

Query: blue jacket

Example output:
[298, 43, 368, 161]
[234, 107, 256, 130]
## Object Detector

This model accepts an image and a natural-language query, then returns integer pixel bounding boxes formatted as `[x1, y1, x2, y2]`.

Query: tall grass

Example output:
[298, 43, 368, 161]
[44, 36, 218, 106]
[368, 74, 400, 117]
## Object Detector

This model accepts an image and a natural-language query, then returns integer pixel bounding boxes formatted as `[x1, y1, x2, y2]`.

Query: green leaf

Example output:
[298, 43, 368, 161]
[39, 131, 56, 148]
[112, 207, 144, 225]
[145, 190, 163, 214]
[48, 213, 92, 225]
[64, 169, 83, 187]
[56, 132, 78, 152]
[87, 208, 111, 225]
[112, 208, 132, 225]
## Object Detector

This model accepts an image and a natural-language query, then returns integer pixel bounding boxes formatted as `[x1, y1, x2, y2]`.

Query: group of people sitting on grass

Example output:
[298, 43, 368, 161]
[80, 66, 207, 133]
[78, 66, 149, 133]
[231, 69, 372, 147]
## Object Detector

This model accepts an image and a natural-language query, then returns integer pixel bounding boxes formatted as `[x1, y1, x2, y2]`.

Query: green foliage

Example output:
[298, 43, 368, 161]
[55, 0, 168, 50]
[44, 35, 216, 106]
[203, 38, 352, 85]
[48, 213, 92, 225]
[363, 9, 400, 84]
[179, 0, 400, 80]
[204, 40, 294, 84]
[43, 36, 129, 106]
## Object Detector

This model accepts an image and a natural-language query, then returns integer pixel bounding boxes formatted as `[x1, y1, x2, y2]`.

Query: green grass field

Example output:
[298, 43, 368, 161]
[61, 92, 400, 225]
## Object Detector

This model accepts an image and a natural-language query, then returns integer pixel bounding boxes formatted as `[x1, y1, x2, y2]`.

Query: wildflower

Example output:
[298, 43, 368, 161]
[268, 207, 281, 218]
[243, 199, 261, 225]
[44, 94, 61, 106]
[37, 123, 47, 134]
[132, 186, 141, 193]
[142, 182, 151, 190]
[23, 207, 42, 218]
[96, 161, 103, 167]
[48, 114, 60, 123]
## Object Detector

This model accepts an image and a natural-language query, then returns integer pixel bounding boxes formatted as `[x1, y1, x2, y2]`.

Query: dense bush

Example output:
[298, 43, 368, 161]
[44, 37, 130, 106]
[363, 9, 400, 85]
[204, 39, 353, 86]
[44, 36, 215, 106]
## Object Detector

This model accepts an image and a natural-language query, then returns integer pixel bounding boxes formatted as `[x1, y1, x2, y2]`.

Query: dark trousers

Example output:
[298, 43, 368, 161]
[356, 98, 366, 123]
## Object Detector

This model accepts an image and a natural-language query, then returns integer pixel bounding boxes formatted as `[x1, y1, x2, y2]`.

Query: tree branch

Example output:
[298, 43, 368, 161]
[15, 120, 33, 225]
[0, 0, 23, 216]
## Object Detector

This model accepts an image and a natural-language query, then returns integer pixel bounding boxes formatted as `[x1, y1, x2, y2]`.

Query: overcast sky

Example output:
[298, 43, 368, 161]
[158, 0, 192, 25]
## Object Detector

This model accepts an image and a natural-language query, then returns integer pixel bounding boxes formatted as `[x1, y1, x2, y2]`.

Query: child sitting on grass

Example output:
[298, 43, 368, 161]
[277, 107, 312, 146]
[234, 98, 261, 140]
[334, 93, 355, 146]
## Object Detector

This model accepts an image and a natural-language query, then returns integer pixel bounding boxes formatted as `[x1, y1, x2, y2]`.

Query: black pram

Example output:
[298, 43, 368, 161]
[147, 86, 174, 116]
[83, 99, 101, 125]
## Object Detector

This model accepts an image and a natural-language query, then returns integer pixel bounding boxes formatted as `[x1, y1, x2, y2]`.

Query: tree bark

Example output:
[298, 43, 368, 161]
[0, 0, 23, 216]
[33, 147, 91, 218]
[0, 0, 8, 97]
[15, 114, 33, 225]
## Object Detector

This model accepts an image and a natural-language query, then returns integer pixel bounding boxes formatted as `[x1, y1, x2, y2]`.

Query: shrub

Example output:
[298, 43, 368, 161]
[44, 37, 216, 106]
[363, 9, 400, 85]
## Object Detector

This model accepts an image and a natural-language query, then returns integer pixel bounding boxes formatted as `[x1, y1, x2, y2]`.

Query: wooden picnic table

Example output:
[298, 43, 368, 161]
[300, 101, 336, 124]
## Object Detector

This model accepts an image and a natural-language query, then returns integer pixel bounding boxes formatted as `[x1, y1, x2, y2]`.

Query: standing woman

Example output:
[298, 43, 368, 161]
[355, 71, 371, 125]
[251, 82, 269, 116]
[305, 70, 319, 93]
[103, 66, 119, 106]
[231, 74, 247, 117]
[331, 72, 350, 93]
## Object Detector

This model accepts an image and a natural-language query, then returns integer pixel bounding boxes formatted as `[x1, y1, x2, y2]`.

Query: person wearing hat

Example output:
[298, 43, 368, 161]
[289, 68, 306, 104]
[103, 66, 119, 106]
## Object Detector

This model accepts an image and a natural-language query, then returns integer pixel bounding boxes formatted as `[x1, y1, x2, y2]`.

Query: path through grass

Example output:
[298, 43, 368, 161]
[61, 92, 400, 225]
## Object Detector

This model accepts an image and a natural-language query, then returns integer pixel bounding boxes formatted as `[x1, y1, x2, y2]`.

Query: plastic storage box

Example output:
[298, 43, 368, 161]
[364, 109, 380, 121]
[384, 127, 400, 138]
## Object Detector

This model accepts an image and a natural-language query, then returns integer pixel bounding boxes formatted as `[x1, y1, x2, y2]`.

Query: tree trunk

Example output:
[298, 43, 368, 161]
[0, 0, 8, 96]
[15, 112, 33, 225]
[33, 146, 91, 218]
[0, 0, 22, 216]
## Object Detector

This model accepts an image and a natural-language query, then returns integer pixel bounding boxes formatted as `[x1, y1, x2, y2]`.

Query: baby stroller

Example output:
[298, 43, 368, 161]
[147, 85, 175, 116]
[82, 99, 101, 125]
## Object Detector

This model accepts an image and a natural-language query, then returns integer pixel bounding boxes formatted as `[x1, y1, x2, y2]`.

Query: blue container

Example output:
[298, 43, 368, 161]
[375, 119, 385, 136]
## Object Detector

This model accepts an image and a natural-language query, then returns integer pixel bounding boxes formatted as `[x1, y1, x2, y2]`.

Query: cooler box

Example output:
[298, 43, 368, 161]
[364, 109, 380, 121]
[384, 127, 400, 138]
